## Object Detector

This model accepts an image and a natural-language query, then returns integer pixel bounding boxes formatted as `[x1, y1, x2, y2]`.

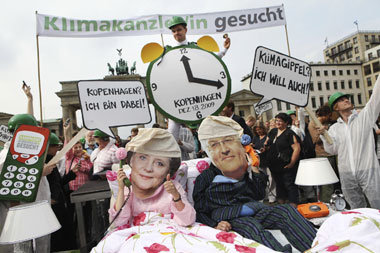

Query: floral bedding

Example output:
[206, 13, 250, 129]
[307, 208, 380, 253]
[91, 211, 278, 253]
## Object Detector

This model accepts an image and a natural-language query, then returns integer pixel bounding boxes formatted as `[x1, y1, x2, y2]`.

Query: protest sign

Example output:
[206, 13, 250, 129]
[77, 80, 151, 137]
[37, 6, 286, 37]
[146, 45, 231, 123]
[250, 46, 311, 107]
[0, 125, 13, 143]
[254, 101, 273, 116]
[0, 125, 49, 202]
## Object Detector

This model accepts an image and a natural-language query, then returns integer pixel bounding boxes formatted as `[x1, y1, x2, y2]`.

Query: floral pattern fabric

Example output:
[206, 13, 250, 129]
[306, 208, 380, 253]
[91, 211, 278, 253]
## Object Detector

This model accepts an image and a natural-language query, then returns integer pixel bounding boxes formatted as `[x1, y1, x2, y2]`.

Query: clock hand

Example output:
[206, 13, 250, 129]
[180, 55, 224, 89]
[190, 77, 224, 89]
[180, 55, 195, 82]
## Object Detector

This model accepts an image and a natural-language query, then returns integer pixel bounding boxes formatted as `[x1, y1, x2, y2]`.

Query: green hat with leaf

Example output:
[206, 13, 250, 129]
[168, 16, 187, 29]
[8, 114, 38, 132]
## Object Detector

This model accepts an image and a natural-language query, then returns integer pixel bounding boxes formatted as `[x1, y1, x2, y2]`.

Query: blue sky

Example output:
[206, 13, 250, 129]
[1, 0, 379, 137]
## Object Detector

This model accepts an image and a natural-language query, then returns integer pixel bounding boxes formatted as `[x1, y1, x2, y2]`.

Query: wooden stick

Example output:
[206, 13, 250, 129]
[284, 24, 291, 56]
[160, 33, 165, 48]
[47, 128, 88, 166]
[35, 11, 43, 127]
[304, 106, 333, 144]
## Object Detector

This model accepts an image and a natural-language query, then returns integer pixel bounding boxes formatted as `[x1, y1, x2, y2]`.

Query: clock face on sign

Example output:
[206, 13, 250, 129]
[146, 45, 231, 124]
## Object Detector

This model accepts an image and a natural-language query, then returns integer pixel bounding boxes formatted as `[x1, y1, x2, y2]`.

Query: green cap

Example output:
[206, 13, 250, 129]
[8, 114, 38, 132]
[328, 92, 348, 109]
[80, 137, 86, 145]
[286, 110, 296, 116]
[188, 123, 198, 129]
[93, 130, 109, 138]
[168, 16, 187, 29]
[49, 133, 62, 145]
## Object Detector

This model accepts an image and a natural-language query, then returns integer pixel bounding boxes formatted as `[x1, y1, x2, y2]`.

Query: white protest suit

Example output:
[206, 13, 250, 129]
[321, 76, 380, 209]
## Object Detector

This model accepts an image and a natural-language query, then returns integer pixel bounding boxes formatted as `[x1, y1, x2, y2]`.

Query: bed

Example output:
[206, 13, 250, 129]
[95, 158, 301, 252]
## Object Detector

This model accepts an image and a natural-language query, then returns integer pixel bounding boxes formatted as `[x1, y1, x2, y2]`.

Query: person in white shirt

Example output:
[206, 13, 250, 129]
[318, 76, 380, 209]
[167, 16, 231, 148]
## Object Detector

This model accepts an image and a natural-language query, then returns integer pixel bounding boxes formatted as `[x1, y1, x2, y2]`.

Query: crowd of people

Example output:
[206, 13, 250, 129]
[1, 15, 380, 253]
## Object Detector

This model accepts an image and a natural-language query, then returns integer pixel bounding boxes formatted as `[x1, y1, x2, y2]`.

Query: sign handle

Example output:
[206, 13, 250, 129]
[47, 128, 88, 166]
[304, 106, 333, 144]
[36, 11, 43, 126]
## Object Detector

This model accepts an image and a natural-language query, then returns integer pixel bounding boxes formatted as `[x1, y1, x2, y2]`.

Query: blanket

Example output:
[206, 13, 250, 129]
[91, 211, 279, 253]
[307, 208, 380, 253]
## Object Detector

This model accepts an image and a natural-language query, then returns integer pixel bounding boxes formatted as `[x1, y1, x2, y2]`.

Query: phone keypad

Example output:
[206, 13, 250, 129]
[7, 165, 17, 172]
[18, 167, 28, 173]
[0, 165, 40, 200]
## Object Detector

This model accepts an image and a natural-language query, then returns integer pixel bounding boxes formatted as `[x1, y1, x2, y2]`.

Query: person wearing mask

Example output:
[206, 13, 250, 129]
[193, 116, 316, 253]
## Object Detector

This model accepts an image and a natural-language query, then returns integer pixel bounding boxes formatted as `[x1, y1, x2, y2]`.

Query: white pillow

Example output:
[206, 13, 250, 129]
[182, 158, 211, 205]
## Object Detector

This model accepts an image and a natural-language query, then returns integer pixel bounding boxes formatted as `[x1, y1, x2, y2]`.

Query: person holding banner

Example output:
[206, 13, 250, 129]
[318, 76, 380, 210]
[167, 16, 231, 144]
[168, 16, 231, 56]
[193, 116, 316, 253]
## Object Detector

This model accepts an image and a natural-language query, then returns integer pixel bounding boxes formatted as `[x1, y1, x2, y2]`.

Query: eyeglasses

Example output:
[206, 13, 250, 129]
[207, 136, 239, 152]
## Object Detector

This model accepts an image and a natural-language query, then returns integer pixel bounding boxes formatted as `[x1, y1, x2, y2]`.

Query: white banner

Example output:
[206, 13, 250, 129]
[36, 5, 286, 37]
[254, 101, 273, 116]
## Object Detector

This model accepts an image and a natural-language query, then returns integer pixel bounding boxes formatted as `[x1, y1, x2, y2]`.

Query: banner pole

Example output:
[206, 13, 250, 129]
[35, 11, 43, 126]
[304, 106, 333, 144]
[284, 24, 291, 56]
[160, 33, 165, 47]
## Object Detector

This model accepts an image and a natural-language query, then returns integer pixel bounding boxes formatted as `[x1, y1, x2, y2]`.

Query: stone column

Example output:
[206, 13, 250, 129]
[62, 105, 70, 122]
[249, 105, 255, 117]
